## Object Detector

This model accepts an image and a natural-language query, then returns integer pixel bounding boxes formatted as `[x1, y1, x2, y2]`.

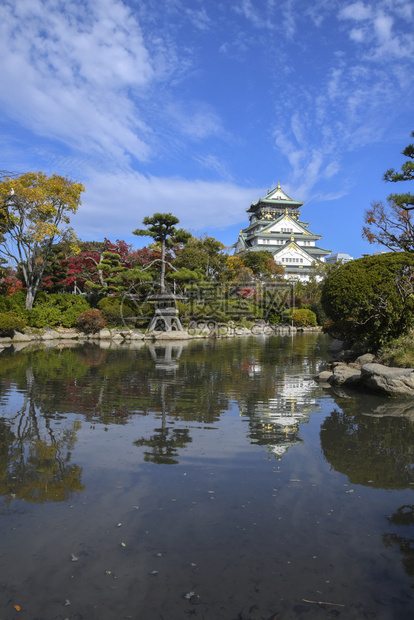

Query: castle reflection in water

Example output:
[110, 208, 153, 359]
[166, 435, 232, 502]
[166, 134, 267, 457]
[238, 358, 322, 460]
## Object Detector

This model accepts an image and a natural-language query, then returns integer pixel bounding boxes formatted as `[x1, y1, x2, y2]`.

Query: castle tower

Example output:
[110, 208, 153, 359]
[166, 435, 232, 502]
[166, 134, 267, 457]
[234, 184, 331, 281]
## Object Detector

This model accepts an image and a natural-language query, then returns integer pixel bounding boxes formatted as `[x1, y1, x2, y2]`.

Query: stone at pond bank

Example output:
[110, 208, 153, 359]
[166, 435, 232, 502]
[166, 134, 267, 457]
[328, 364, 362, 388]
[361, 363, 414, 396]
[0, 324, 322, 348]
[315, 356, 414, 397]
[144, 330, 190, 340]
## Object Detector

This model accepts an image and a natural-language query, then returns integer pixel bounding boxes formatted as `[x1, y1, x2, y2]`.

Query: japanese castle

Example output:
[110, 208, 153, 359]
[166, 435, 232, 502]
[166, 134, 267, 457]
[234, 183, 331, 281]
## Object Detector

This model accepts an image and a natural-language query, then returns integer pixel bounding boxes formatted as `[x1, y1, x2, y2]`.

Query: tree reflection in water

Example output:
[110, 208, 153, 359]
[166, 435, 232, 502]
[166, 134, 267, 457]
[0, 364, 84, 504]
[134, 344, 192, 464]
[320, 400, 414, 489]
[383, 505, 414, 587]
[0, 334, 328, 503]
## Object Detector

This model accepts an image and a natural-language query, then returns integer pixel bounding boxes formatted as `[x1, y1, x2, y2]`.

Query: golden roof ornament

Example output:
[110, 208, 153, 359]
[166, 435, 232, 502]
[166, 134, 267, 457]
[277, 181, 281, 189]
[290, 231, 294, 241]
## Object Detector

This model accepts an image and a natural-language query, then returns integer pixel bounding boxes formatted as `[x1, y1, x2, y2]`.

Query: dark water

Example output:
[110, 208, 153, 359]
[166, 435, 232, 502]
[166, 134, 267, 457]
[0, 333, 413, 620]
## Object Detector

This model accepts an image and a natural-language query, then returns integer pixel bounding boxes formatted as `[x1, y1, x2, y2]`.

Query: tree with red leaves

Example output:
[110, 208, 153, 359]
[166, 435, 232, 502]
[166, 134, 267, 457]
[362, 199, 414, 253]
[62, 239, 134, 293]
[0, 267, 24, 297]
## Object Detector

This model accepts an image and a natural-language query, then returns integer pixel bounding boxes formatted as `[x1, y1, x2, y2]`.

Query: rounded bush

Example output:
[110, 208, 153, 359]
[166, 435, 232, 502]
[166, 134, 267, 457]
[292, 308, 317, 327]
[77, 309, 106, 334]
[97, 296, 137, 326]
[321, 252, 414, 350]
[0, 312, 26, 336]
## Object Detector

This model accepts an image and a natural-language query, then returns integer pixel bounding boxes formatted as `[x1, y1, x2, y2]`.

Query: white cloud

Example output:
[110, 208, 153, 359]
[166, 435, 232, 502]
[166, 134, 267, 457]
[194, 155, 234, 180]
[185, 7, 212, 30]
[349, 27, 366, 42]
[374, 13, 393, 41]
[0, 0, 156, 163]
[164, 101, 225, 141]
[71, 170, 261, 242]
[339, 1, 373, 21]
[339, 0, 414, 60]
[233, 0, 272, 29]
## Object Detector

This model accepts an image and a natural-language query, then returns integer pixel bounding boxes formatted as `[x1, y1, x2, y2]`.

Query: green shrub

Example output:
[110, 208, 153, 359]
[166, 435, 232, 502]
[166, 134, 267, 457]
[0, 290, 28, 321]
[97, 296, 138, 326]
[77, 309, 106, 334]
[28, 305, 62, 328]
[376, 332, 414, 368]
[267, 311, 282, 325]
[28, 294, 90, 328]
[292, 308, 317, 327]
[0, 311, 26, 336]
[310, 301, 327, 326]
[321, 252, 414, 351]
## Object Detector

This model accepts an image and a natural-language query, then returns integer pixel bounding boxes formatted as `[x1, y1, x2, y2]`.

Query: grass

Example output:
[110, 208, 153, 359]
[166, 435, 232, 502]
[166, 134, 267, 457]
[376, 331, 414, 368]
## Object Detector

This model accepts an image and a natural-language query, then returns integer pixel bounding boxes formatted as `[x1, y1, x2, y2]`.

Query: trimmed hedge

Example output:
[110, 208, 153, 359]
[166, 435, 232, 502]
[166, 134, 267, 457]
[292, 308, 317, 327]
[321, 252, 414, 350]
[0, 312, 26, 336]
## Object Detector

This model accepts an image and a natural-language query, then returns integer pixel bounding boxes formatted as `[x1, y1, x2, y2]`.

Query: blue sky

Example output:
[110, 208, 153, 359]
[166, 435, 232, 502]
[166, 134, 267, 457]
[1, 0, 413, 259]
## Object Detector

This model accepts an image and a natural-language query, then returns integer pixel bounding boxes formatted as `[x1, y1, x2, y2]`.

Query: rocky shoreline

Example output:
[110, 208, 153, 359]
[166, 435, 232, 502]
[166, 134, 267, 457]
[315, 347, 414, 397]
[0, 324, 322, 350]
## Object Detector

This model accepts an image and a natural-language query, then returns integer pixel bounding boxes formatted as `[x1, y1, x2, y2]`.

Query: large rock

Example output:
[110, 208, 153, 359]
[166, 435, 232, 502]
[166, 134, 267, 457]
[129, 330, 145, 340]
[56, 329, 79, 339]
[145, 331, 190, 341]
[361, 363, 414, 396]
[98, 329, 112, 339]
[12, 331, 33, 342]
[315, 370, 333, 383]
[355, 353, 376, 367]
[40, 328, 61, 340]
[329, 363, 361, 387]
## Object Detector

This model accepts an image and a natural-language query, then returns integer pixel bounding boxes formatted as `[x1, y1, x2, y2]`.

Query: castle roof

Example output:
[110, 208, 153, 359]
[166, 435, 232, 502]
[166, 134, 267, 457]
[247, 182, 303, 213]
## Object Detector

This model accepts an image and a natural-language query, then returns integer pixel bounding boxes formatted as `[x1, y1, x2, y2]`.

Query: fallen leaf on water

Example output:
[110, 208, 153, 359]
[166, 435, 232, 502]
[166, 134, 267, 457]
[121, 542, 126, 547]
[184, 591, 195, 600]
[13, 605, 21, 611]
[150, 570, 159, 575]
[71, 554, 79, 562]
[302, 598, 345, 607]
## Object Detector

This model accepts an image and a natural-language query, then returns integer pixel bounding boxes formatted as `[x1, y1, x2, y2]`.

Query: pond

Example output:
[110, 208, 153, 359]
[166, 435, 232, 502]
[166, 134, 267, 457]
[0, 333, 413, 619]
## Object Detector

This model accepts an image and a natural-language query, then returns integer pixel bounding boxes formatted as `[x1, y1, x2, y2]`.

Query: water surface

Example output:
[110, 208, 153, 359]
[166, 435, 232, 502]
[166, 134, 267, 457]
[0, 334, 413, 619]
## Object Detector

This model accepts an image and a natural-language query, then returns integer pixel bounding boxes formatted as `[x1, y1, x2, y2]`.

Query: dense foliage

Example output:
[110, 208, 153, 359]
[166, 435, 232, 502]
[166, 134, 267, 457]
[0, 200, 333, 330]
[321, 252, 414, 350]
[0, 311, 26, 336]
[28, 293, 90, 328]
[383, 130, 414, 212]
[0, 171, 84, 308]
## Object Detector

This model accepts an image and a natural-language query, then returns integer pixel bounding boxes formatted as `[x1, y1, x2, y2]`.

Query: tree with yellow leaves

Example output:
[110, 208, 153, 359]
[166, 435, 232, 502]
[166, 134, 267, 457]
[0, 171, 84, 309]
